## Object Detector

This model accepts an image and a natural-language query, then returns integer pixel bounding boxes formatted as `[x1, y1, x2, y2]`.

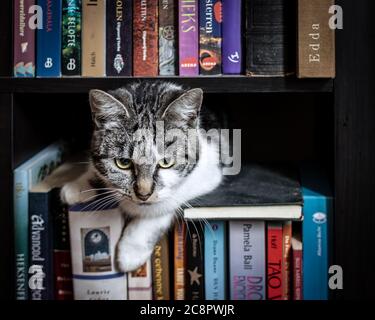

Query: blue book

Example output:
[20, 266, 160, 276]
[204, 221, 226, 300]
[37, 0, 62, 77]
[301, 164, 332, 300]
[14, 142, 65, 300]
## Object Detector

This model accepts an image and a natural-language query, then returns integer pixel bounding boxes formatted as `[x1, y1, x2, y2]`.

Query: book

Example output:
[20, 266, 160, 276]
[62, 0, 82, 76]
[36, 0, 62, 77]
[267, 222, 283, 300]
[151, 234, 170, 300]
[292, 233, 303, 300]
[297, 0, 336, 78]
[245, 0, 295, 77]
[282, 221, 292, 300]
[199, 0, 222, 75]
[158, 0, 177, 75]
[128, 260, 153, 300]
[14, 142, 65, 300]
[178, 0, 199, 76]
[69, 200, 127, 300]
[174, 222, 186, 300]
[184, 164, 302, 220]
[204, 221, 226, 300]
[301, 164, 332, 300]
[106, 0, 132, 76]
[222, 0, 242, 74]
[185, 221, 204, 300]
[133, 0, 158, 76]
[13, 0, 36, 77]
[82, 0, 106, 76]
[229, 221, 266, 300]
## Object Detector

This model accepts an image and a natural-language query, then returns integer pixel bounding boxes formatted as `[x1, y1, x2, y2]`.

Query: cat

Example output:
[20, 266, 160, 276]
[61, 81, 224, 272]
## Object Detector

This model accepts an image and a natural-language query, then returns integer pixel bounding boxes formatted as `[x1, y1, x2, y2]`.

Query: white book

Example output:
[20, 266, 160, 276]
[127, 259, 153, 300]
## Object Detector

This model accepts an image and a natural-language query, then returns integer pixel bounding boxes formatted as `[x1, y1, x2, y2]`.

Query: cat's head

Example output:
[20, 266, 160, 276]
[88, 82, 204, 214]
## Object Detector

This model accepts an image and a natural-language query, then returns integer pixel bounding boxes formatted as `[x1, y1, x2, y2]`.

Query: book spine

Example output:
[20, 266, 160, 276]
[106, 0, 132, 76]
[178, 0, 199, 76]
[204, 221, 226, 300]
[158, 0, 177, 75]
[267, 222, 283, 300]
[28, 192, 54, 300]
[297, 0, 335, 78]
[199, 0, 222, 75]
[292, 243, 303, 300]
[14, 170, 29, 300]
[174, 222, 186, 300]
[133, 0, 158, 76]
[36, 0, 62, 77]
[62, 0, 82, 76]
[82, 0, 106, 76]
[128, 260, 153, 300]
[222, 0, 242, 74]
[13, 0, 36, 77]
[229, 221, 266, 300]
[282, 221, 292, 300]
[185, 221, 204, 300]
[151, 234, 170, 300]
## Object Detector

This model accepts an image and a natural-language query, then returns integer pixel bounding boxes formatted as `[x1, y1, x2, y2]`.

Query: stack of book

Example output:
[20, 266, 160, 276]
[13, 0, 335, 78]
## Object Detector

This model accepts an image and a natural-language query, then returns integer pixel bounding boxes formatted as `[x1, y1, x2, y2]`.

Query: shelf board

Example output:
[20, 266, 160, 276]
[0, 76, 333, 93]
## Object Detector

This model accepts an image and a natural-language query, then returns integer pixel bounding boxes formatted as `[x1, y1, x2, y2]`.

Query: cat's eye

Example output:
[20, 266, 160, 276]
[115, 158, 133, 170]
[158, 158, 175, 169]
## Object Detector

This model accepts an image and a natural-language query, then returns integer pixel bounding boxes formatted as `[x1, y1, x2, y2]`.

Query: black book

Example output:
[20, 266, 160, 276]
[245, 0, 295, 76]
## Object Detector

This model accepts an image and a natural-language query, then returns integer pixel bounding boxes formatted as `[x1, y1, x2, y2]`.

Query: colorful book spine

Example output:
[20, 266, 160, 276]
[13, 0, 36, 77]
[62, 0, 82, 76]
[186, 221, 204, 300]
[106, 0, 132, 76]
[222, 0, 242, 74]
[229, 221, 266, 300]
[82, 0, 106, 76]
[204, 221, 226, 300]
[174, 222, 186, 300]
[158, 0, 177, 75]
[128, 260, 153, 300]
[69, 201, 127, 300]
[133, 0, 158, 76]
[178, 0, 199, 76]
[292, 235, 303, 300]
[282, 221, 292, 300]
[267, 222, 283, 300]
[36, 0, 62, 77]
[151, 234, 170, 300]
[199, 0, 222, 75]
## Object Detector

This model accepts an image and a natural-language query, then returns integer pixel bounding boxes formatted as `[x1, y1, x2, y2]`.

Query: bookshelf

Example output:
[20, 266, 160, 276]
[0, 0, 374, 300]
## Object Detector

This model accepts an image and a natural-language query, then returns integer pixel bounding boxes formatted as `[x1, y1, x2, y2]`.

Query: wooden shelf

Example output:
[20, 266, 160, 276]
[0, 76, 334, 94]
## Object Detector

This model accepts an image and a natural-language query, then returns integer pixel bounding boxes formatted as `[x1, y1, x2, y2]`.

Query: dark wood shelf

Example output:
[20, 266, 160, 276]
[0, 76, 334, 94]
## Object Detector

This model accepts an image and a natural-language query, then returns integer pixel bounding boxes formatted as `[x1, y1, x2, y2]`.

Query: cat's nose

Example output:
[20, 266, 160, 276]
[135, 191, 152, 201]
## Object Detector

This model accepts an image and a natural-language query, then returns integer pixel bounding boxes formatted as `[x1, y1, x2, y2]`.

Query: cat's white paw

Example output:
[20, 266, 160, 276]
[116, 240, 151, 272]
[60, 182, 96, 205]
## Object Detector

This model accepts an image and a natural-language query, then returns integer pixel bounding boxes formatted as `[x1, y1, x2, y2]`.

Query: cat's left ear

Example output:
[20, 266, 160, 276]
[161, 88, 203, 128]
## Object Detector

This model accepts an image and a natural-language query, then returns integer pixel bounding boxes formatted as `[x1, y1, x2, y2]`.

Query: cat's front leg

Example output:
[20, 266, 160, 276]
[117, 214, 174, 272]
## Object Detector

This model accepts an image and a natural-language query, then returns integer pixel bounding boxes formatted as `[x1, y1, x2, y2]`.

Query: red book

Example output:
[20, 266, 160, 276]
[292, 235, 303, 300]
[174, 222, 186, 300]
[54, 251, 73, 300]
[282, 221, 292, 300]
[267, 222, 283, 300]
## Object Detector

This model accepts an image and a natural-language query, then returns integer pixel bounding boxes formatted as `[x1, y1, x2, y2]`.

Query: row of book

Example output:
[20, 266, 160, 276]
[14, 141, 332, 300]
[14, 0, 335, 78]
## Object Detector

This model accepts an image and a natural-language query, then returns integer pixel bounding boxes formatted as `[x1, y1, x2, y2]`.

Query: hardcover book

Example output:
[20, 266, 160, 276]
[267, 222, 283, 300]
[282, 221, 292, 300]
[133, 0, 158, 76]
[158, 0, 177, 75]
[222, 0, 242, 74]
[62, 0, 82, 76]
[229, 221, 266, 300]
[69, 200, 127, 300]
[36, 0, 62, 77]
[151, 234, 170, 300]
[128, 259, 153, 300]
[82, 0, 106, 76]
[174, 222, 186, 300]
[292, 233, 303, 300]
[13, 0, 35, 77]
[106, 0, 132, 76]
[297, 0, 336, 78]
[178, 0, 199, 76]
[245, 0, 295, 76]
[204, 221, 226, 300]
[199, 0, 222, 75]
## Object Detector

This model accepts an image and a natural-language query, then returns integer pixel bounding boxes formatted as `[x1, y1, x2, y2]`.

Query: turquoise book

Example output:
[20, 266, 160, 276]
[13, 142, 65, 300]
[301, 164, 332, 300]
[204, 221, 226, 300]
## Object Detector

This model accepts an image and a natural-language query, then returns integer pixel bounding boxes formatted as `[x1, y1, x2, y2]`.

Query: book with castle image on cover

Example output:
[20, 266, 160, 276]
[128, 259, 153, 300]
